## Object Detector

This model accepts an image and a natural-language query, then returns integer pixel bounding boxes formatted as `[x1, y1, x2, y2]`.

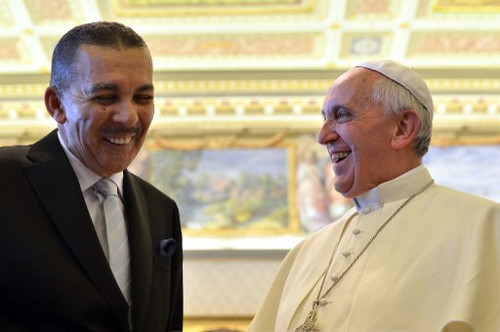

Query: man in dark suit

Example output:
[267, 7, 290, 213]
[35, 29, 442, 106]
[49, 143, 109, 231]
[0, 22, 183, 331]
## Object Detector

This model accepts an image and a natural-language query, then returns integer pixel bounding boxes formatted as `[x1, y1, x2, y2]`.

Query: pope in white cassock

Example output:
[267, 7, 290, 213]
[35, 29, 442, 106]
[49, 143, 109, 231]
[247, 60, 500, 332]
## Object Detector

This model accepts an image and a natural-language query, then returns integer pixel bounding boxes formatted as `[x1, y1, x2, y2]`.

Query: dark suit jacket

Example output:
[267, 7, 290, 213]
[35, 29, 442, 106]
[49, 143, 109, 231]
[0, 130, 183, 331]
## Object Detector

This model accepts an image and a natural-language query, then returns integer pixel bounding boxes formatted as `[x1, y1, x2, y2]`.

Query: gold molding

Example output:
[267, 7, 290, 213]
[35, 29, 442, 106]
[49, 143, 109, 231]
[110, 0, 316, 17]
[148, 129, 288, 149]
[432, 134, 500, 146]
[2, 78, 500, 98]
[2, 96, 498, 118]
[184, 317, 251, 332]
[432, 0, 500, 13]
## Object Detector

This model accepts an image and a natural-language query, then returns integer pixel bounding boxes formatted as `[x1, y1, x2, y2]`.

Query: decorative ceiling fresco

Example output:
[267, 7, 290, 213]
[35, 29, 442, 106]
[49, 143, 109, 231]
[0, 0, 499, 141]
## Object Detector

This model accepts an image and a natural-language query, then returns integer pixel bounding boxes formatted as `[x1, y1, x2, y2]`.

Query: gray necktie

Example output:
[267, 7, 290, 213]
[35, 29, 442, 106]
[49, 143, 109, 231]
[95, 178, 132, 305]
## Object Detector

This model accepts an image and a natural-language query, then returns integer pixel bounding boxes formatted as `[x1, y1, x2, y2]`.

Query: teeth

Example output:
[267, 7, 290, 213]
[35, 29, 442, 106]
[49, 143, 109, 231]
[332, 151, 350, 163]
[108, 136, 132, 145]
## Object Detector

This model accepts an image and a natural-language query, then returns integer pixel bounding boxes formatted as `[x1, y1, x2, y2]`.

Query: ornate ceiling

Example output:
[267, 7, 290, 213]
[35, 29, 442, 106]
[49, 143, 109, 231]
[0, 0, 499, 141]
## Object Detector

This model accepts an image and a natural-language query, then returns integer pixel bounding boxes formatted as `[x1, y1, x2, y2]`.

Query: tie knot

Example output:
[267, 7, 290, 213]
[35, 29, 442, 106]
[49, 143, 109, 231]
[94, 178, 118, 198]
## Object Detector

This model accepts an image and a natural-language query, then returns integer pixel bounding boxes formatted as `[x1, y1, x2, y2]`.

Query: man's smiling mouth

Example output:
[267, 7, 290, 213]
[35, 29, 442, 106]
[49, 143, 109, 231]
[332, 151, 351, 163]
[106, 136, 133, 145]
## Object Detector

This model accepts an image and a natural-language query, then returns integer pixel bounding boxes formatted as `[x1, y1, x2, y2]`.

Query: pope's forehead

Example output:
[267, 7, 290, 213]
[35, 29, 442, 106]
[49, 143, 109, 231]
[324, 68, 378, 98]
[334, 67, 381, 86]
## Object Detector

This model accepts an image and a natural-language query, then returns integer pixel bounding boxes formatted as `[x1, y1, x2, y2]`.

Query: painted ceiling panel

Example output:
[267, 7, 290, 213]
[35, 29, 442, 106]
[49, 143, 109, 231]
[0, 0, 497, 73]
[0, 0, 498, 138]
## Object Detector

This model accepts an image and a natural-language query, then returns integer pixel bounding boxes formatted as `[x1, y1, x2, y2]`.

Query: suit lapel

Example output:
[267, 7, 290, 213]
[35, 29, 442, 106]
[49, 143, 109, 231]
[123, 171, 153, 330]
[24, 131, 130, 331]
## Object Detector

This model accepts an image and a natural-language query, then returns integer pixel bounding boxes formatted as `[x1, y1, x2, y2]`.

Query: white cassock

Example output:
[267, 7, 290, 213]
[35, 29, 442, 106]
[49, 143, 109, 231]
[248, 165, 500, 332]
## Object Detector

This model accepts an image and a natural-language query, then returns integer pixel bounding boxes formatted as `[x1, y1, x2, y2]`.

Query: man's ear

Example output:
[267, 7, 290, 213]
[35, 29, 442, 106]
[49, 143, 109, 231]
[391, 109, 420, 151]
[44, 86, 66, 124]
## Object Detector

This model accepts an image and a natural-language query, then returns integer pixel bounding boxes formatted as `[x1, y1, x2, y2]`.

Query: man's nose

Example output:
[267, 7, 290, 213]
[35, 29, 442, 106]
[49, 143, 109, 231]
[317, 120, 339, 145]
[114, 100, 139, 126]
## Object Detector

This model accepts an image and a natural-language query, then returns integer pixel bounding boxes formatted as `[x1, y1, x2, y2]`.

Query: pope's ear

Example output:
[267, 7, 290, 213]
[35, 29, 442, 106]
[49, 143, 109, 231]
[44, 86, 66, 124]
[391, 109, 420, 151]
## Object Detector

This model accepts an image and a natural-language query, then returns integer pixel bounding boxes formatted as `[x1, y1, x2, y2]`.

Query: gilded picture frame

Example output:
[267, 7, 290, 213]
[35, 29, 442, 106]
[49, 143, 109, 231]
[130, 136, 301, 236]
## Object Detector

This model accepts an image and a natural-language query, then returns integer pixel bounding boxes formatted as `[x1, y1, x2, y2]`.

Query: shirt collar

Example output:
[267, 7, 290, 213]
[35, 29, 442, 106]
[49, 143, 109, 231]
[353, 186, 381, 214]
[57, 131, 124, 196]
[353, 165, 432, 214]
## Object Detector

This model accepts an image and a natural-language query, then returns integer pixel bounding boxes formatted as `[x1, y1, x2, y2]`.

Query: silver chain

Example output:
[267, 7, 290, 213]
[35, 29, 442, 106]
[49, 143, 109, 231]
[296, 179, 434, 332]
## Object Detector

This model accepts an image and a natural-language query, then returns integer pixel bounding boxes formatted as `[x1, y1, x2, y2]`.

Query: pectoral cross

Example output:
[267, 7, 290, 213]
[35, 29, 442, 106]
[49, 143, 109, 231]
[295, 302, 319, 332]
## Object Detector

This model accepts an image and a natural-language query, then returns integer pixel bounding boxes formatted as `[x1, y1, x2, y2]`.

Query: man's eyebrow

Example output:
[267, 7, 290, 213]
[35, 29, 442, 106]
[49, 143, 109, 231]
[86, 83, 154, 95]
[136, 84, 154, 93]
[88, 83, 118, 95]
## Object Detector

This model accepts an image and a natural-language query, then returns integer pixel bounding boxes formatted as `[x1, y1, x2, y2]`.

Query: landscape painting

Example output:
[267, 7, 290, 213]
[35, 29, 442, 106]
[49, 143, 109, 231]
[142, 147, 297, 235]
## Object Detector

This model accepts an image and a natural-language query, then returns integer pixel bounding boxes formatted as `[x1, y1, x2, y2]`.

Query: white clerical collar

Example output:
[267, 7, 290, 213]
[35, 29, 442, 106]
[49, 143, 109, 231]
[353, 165, 429, 214]
[57, 131, 124, 196]
[353, 186, 381, 214]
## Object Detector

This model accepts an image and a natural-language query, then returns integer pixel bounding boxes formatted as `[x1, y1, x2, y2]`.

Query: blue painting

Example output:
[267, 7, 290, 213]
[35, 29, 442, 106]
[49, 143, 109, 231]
[424, 145, 500, 202]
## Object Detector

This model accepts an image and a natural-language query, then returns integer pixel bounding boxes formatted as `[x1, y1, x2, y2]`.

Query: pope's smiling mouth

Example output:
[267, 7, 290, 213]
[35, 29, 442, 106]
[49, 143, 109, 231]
[332, 151, 351, 163]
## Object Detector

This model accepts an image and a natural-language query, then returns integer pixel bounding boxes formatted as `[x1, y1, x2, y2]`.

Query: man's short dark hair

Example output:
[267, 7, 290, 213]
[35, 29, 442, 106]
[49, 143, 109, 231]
[50, 21, 150, 92]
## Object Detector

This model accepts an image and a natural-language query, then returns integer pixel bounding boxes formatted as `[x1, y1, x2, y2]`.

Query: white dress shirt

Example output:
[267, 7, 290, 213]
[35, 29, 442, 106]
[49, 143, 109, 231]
[57, 132, 124, 253]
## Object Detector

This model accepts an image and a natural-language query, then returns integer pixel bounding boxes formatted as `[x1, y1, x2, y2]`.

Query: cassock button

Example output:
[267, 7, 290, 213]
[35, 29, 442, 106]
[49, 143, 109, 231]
[361, 207, 371, 214]
[353, 228, 361, 235]
[330, 275, 339, 282]
[342, 251, 351, 257]
[318, 298, 328, 306]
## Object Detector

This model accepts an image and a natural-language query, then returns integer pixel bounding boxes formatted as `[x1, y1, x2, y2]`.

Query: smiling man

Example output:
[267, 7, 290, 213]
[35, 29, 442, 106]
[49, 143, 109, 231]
[248, 60, 500, 332]
[0, 22, 182, 331]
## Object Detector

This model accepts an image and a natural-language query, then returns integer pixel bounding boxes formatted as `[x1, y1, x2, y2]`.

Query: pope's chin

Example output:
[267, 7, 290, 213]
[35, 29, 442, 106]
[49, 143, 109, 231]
[334, 181, 352, 198]
[333, 172, 358, 198]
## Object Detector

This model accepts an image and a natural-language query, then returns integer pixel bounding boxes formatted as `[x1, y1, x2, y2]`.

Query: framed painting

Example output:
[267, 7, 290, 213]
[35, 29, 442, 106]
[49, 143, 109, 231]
[423, 144, 500, 202]
[130, 142, 300, 236]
